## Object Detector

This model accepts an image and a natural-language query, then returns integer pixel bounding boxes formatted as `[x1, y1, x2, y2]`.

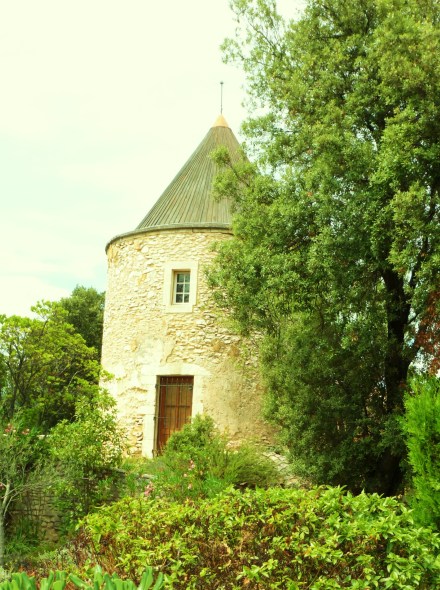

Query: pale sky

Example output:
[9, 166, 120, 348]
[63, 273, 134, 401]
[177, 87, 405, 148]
[0, 0, 304, 317]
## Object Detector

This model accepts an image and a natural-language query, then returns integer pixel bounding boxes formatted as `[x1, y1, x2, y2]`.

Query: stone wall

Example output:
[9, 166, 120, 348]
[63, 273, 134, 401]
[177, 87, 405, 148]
[101, 228, 273, 456]
[10, 489, 60, 544]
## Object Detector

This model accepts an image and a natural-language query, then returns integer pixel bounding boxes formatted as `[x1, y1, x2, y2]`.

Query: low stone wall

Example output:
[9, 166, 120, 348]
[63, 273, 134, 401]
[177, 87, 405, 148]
[10, 488, 61, 543]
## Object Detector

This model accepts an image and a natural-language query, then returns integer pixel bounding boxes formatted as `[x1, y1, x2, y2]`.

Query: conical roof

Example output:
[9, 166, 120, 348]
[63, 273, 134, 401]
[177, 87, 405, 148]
[136, 114, 240, 232]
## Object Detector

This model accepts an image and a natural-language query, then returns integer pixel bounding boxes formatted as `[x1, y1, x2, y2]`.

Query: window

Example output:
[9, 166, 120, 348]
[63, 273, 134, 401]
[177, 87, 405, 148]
[163, 260, 198, 313]
[174, 271, 190, 304]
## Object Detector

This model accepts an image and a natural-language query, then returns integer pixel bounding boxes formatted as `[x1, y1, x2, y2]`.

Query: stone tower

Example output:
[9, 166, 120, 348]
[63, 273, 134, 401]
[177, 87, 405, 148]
[101, 114, 269, 456]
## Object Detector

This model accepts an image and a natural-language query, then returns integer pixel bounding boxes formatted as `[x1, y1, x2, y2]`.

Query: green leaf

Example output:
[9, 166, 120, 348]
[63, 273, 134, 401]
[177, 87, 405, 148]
[68, 575, 87, 589]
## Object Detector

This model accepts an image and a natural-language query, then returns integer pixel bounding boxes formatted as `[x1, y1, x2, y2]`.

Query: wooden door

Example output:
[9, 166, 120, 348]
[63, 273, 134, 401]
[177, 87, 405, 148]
[156, 376, 193, 451]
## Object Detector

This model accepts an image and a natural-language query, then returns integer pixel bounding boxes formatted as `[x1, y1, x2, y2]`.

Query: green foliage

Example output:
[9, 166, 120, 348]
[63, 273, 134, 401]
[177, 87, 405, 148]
[0, 567, 163, 590]
[16, 547, 78, 579]
[0, 570, 67, 590]
[4, 520, 44, 569]
[0, 570, 9, 585]
[260, 314, 410, 493]
[0, 303, 101, 431]
[0, 416, 48, 566]
[117, 457, 153, 499]
[76, 486, 440, 588]
[146, 415, 280, 501]
[58, 286, 105, 361]
[163, 414, 219, 457]
[402, 376, 440, 530]
[48, 392, 125, 526]
[208, 0, 440, 494]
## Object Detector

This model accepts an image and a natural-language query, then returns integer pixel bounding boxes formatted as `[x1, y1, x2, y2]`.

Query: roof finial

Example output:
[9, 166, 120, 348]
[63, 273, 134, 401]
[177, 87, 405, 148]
[220, 81, 224, 114]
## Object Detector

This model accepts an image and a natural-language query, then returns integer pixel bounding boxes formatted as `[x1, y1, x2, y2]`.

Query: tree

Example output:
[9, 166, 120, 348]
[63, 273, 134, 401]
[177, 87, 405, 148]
[0, 302, 101, 431]
[0, 417, 47, 566]
[402, 376, 440, 530]
[209, 0, 440, 493]
[58, 286, 105, 360]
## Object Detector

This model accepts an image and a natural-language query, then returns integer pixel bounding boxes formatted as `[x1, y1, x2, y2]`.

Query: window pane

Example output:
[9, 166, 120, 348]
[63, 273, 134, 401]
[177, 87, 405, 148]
[174, 271, 190, 304]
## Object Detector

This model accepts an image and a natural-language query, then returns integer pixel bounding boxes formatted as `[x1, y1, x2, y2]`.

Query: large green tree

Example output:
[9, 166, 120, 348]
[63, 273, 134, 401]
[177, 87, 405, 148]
[0, 302, 101, 431]
[210, 0, 440, 493]
[58, 286, 105, 360]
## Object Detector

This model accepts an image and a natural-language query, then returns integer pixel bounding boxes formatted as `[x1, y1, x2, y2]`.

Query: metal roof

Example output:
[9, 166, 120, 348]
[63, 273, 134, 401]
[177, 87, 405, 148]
[135, 114, 241, 232]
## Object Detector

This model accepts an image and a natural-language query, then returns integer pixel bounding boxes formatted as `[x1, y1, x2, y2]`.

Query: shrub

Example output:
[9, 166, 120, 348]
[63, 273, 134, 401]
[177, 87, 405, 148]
[402, 376, 440, 529]
[164, 414, 219, 456]
[118, 457, 153, 498]
[146, 415, 280, 501]
[75, 486, 440, 588]
[48, 391, 125, 528]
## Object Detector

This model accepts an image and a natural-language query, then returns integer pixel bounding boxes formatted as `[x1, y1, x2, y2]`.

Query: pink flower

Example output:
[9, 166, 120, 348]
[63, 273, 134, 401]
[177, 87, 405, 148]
[188, 483, 193, 490]
[144, 483, 154, 497]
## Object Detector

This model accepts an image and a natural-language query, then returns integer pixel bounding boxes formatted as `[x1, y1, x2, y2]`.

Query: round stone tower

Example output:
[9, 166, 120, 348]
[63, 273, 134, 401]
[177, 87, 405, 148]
[101, 115, 270, 456]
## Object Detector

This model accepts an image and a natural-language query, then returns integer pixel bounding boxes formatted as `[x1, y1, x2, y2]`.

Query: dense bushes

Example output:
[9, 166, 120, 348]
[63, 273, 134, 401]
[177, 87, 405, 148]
[5, 404, 440, 588]
[138, 416, 281, 502]
[402, 376, 440, 530]
[74, 486, 440, 589]
[48, 392, 125, 526]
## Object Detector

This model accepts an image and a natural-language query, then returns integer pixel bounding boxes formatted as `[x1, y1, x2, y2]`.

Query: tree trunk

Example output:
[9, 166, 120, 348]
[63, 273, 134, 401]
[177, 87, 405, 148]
[0, 512, 5, 567]
[0, 481, 12, 568]
[375, 451, 404, 496]
[380, 268, 412, 494]
[382, 268, 411, 411]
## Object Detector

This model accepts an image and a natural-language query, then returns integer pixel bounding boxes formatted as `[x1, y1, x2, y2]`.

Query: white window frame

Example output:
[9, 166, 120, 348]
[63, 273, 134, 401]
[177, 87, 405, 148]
[173, 271, 191, 304]
[163, 260, 198, 313]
